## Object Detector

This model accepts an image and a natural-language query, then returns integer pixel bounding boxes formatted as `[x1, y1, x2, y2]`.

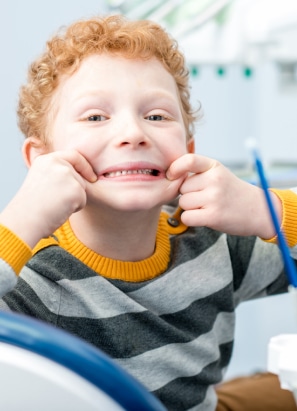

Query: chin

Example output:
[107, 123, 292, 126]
[113, 199, 164, 212]
[87, 181, 181, 211]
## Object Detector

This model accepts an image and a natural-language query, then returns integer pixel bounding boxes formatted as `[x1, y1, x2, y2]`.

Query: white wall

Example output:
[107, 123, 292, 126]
[189, 62, 297, 166]
[189, 64, 256, 165]
[1, 0, 297, 381]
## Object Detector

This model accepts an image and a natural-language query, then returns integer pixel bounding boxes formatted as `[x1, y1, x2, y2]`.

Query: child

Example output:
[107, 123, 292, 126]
[0, 14, 297, 411]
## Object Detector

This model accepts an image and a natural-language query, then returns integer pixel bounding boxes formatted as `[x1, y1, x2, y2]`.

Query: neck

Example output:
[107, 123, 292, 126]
[69, 206, 162, 261]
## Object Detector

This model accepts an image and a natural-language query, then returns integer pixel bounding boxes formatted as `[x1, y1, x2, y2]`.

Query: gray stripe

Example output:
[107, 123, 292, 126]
[128, 235, 232, 315]
[21, 266, 146, 318]
[0, 260, 17, 297]
[233, 238, 283, 305]
[21, 266, 62, 313]
[0, 298, 11, 311]
[58, 277, 146, 318]
[116, 311, 234, 391]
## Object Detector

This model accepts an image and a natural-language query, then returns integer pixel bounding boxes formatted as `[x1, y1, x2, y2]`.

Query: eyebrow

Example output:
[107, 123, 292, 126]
[72, 88, 179, 102]
[70, 91, 109, 105]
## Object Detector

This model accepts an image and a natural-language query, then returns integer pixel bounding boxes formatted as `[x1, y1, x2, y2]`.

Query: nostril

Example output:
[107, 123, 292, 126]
[120, 140, 146, 146]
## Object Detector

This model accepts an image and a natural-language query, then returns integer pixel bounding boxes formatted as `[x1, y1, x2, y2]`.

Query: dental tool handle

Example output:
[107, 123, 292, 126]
[253, 151, 297, 288]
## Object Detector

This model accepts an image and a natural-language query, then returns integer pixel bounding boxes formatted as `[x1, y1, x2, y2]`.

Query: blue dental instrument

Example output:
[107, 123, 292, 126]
[248, 140, 297, 288]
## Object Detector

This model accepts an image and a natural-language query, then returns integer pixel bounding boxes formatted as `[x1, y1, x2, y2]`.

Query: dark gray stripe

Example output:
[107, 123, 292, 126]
[27, 247, 97, 281]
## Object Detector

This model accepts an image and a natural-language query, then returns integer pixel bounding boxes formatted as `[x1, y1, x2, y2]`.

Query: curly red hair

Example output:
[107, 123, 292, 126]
[17, 14, 199, 143]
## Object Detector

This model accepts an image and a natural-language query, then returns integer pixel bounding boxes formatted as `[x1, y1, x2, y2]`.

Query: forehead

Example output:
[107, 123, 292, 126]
[56, 53, 179, 101]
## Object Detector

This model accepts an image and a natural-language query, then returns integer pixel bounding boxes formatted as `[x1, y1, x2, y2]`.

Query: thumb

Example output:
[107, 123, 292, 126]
[167, 153, 216, 181]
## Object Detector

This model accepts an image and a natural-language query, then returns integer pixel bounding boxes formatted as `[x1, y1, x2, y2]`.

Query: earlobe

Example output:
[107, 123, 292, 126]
[187, 138, 195, 154]
[22, 137, 47, 168]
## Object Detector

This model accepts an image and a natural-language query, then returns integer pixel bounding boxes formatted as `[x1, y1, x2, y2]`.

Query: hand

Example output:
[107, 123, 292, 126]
[0, 150, 97, 248]
[166, 153, 281, 239]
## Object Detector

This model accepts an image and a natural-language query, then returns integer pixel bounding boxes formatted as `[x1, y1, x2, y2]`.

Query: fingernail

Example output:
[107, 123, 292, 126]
[166, 172, 172, 181]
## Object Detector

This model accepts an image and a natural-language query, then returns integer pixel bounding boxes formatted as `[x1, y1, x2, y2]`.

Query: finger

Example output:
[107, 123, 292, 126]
[166, 153, 217, 181]
[180, 208, 211, 227]
[179, 191, 205, 211]
[179, 165, 225, 195]
[58, 150, 97, 183]
[179, 173, 205, 195]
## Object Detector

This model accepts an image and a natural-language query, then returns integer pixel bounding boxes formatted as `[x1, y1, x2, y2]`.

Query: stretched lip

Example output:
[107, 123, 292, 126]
[98, 161, 166, 180]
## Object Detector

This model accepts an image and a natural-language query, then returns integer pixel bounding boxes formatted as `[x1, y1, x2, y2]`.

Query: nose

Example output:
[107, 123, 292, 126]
[115, 115, 149, 149]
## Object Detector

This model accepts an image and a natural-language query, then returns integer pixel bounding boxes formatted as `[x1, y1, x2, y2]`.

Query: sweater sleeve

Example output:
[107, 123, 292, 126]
[0, 224, 32, 274]
[265, 189, 297, 247]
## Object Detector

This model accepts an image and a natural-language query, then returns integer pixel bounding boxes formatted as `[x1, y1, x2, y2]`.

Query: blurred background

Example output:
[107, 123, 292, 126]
[1, 0, 297, 380]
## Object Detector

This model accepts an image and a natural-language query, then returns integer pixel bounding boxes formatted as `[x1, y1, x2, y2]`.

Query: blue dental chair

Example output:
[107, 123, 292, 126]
[0, 310, 166, 411]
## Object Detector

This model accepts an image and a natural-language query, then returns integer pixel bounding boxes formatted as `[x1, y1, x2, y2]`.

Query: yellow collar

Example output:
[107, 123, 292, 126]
[33, 209, 188, 282]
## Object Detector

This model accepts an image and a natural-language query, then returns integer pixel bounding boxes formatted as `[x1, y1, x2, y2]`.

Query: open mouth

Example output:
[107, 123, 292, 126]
[103, 168, 160, 178]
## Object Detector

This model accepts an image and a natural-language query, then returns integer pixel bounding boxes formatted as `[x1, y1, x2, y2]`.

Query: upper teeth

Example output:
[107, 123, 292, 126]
[104, 169, 155, 177]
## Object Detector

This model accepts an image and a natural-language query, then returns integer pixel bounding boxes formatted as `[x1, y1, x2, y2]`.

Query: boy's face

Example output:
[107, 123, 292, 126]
[45, 54, 190, 212]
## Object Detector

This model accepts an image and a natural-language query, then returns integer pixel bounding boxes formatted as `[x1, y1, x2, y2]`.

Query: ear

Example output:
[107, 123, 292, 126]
[187, 138, 195, 154]
[22, 137, 48, 168]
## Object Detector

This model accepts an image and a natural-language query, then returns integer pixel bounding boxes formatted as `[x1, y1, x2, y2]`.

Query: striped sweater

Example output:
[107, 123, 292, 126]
[1, 189, 297, 411]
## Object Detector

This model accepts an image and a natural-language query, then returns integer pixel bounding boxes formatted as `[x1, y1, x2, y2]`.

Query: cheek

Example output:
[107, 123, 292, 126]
[166, 139, 189, 162]
[51, 129, 100, 156]
[168, 126, 188, 155]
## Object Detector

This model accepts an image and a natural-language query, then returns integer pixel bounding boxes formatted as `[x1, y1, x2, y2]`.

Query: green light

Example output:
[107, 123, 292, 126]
[217, 67, 225, 76]
[244, 67, 252, 77]
[191, 66, 199, 77]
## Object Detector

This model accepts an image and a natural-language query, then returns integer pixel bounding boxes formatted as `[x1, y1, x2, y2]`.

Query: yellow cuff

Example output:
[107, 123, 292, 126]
[265, 189, 297, 247]
[0, 224, 32, 274]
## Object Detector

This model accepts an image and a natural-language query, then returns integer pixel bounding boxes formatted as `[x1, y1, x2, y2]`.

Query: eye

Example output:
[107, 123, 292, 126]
[146, 114, 166, 121]
[87, 115, 108, 122]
